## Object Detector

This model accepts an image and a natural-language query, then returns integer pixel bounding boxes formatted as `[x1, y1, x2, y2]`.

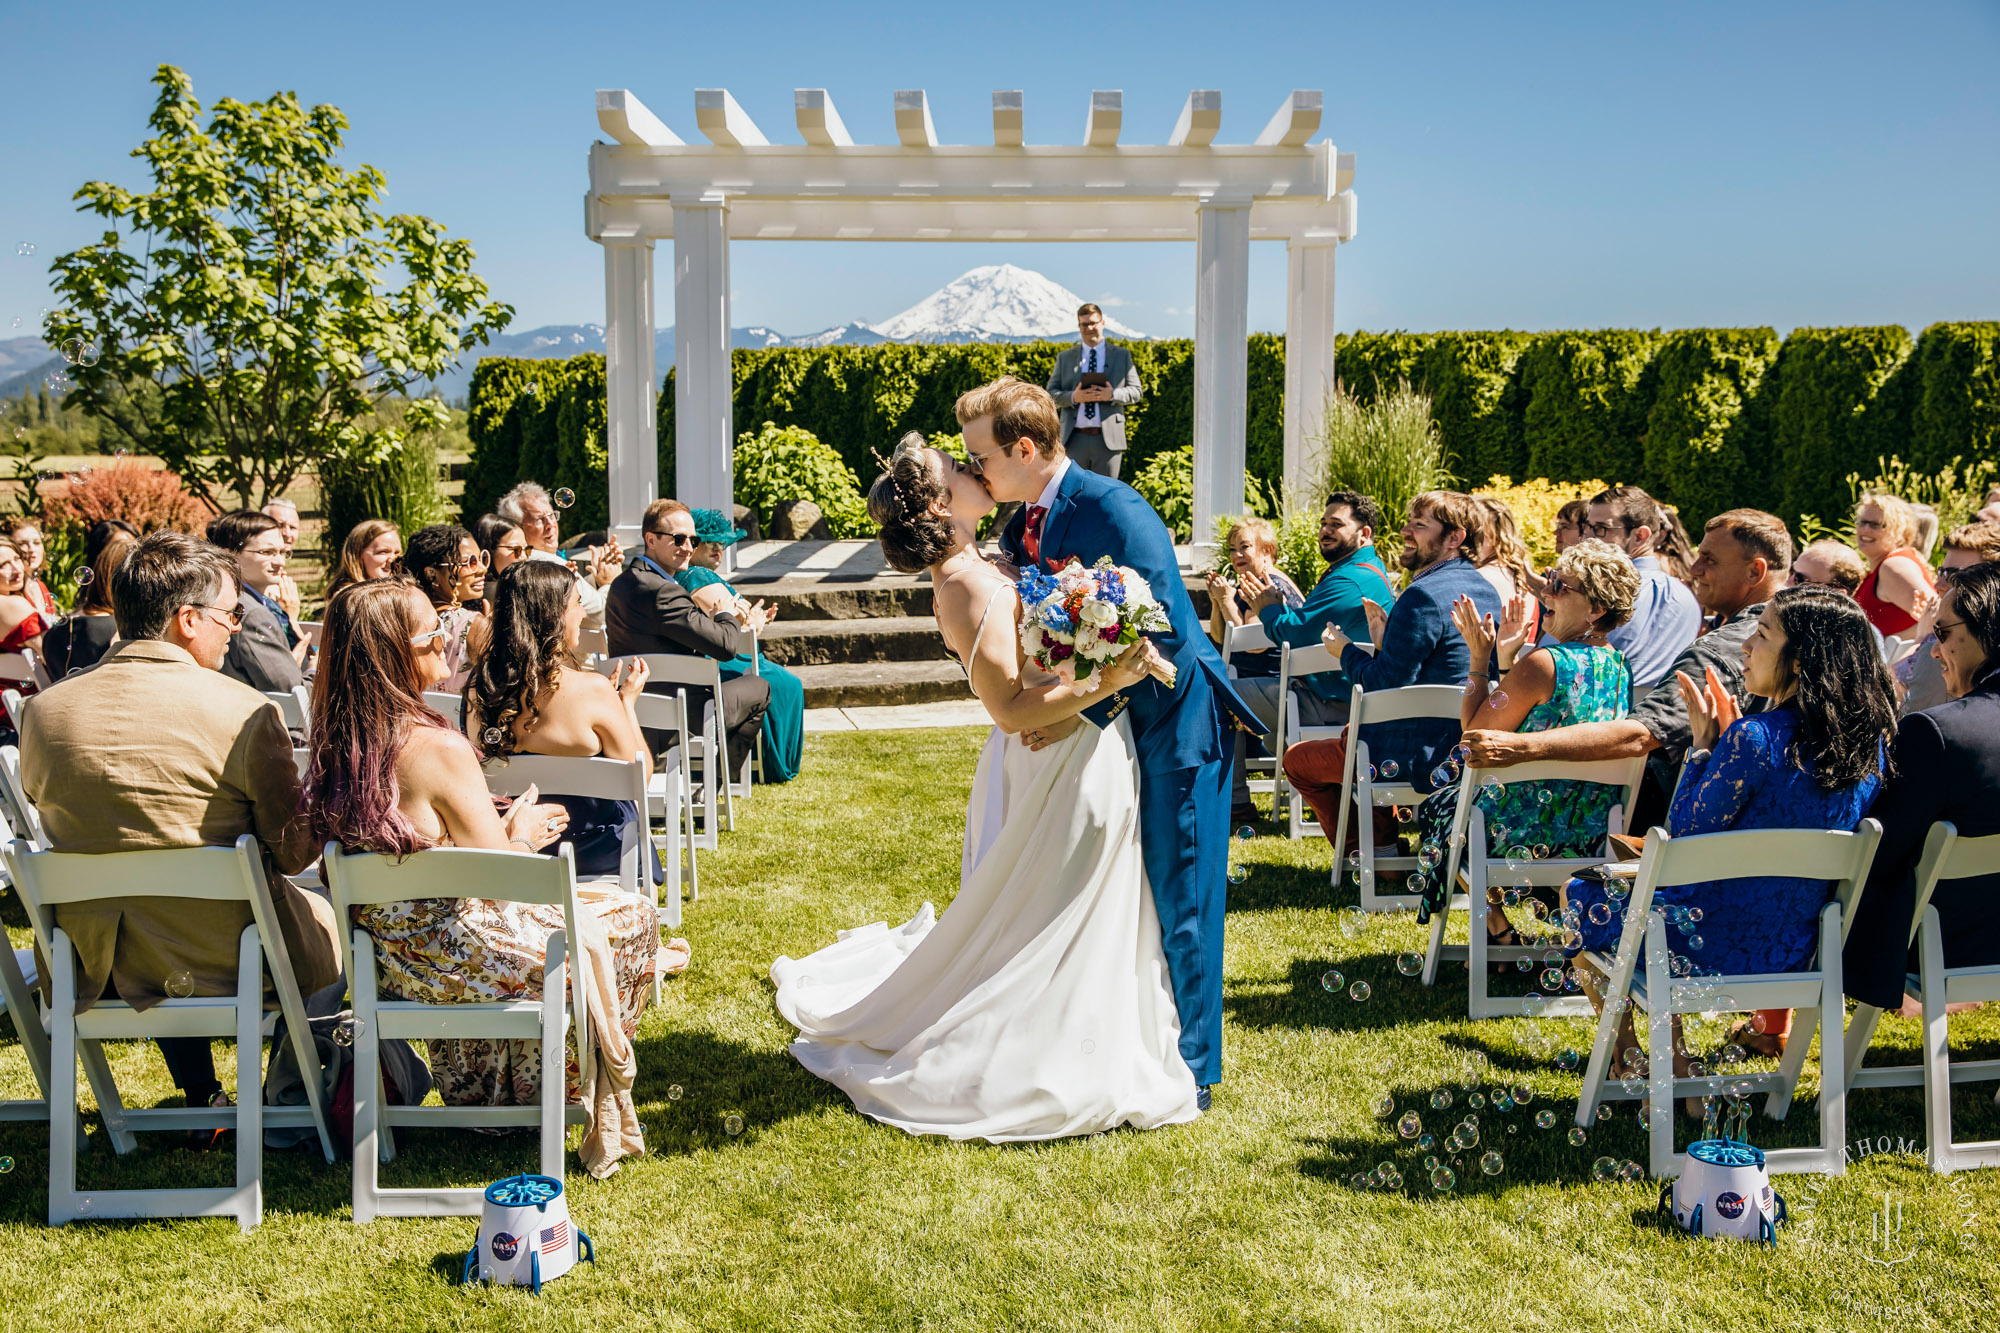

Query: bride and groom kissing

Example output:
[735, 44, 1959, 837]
[770, 376, 1260, 1142]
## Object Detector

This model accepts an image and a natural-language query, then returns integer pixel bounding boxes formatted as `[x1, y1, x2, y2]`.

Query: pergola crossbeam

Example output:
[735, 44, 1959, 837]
[894, 90, 938, 147]
[1256, 90, 1323, 147]
[1167, 90, 1222, 148]
[695, 89, 768, 146]
[795, 89, 853, 147]
[992, 91, 1024, 147]
[596, 89, 681, 147]
[1085, 91, 1122, 147]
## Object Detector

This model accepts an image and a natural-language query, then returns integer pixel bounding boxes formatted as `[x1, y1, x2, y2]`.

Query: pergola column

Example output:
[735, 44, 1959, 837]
[1281, 236, 1339, 509]
[602, 239, 658, 543]
[1192, 198, 1251, 551]
[671, 193, 734, 517]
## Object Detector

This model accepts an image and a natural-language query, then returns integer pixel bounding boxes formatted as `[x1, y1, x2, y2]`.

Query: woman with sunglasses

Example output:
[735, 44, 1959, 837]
[1409, 539, 1641, 944]
[405, 523, 487, 692]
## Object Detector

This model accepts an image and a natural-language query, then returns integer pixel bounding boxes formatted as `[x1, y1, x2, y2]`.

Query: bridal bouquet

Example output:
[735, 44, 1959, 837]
[1017, 557, 1176, 689]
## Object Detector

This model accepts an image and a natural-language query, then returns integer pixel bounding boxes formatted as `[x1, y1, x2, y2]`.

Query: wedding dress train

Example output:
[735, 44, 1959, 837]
[770, 594, 1198, 1141]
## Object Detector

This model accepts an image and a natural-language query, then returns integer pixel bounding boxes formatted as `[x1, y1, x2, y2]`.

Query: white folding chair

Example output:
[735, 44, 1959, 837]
[0, 649, 50, 695]
[747, 627, 766, 785]
[482, 751, 671, 1000]
[1324, 683, 1464, 909]
[260, 685, 312, 735]
[4, 834, 336, 1229]
[1842, 822, 2000, 1172]
[1421, 755, 1645, 1018]
[1273, 642, 1342, 841]
[1575, 821, 1882, 1179]
[1222, 622, 1279, 803]
[0, 743, 45, 848]
[576, 625, 609, 662]
[628, 690, 700, 900]
[325, 841, 591, 1221]
[625, 654, 741, 842]
[422, 690, 465, 730]
[0, 797, 53, 1128]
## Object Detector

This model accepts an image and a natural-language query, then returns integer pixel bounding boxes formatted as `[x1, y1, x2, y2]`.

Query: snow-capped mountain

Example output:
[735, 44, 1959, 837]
[870, 264, 1145, 343]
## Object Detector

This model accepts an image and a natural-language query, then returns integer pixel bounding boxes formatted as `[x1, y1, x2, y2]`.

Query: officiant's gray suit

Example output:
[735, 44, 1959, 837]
[1046, 340, 1144, 479]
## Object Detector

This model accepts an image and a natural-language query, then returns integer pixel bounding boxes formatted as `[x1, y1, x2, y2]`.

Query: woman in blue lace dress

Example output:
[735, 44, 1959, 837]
[1565, 584, 1897, 1069]
[1415, 540, 1641, 932]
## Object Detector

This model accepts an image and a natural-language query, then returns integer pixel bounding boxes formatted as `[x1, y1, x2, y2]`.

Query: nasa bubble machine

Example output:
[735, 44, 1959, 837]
[1657, 1138, 1787, 1244]
[461, 1173, 595, 1294]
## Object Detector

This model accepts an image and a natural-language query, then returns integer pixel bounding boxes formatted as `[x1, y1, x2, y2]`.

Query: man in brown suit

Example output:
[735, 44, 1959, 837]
[19, 530, 339, 1113]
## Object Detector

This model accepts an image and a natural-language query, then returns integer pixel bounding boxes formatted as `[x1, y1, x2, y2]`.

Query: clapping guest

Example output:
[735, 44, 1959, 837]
[305, 578, 663, 1145]
[1894, 523, 2000, 715]
[404, 523, 486, 692]
[1206, 516, 1303, 678]
[0, 537, 50, 662]
[1853, 492, 1936, 639]
[205, 510, 307, 694]
[4, 518, 59, 618]
[1566, 585, 1894, 1068]
[325, 518, 402, 602]
[1845, 561, 2000, 1014]
[674, 507, 805, 783]
[1410, 540, 1640, 930]
[42, 531, 133, 677]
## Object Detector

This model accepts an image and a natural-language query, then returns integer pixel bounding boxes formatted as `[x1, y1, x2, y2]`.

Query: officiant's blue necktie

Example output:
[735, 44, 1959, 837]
[1083, 346, 1098, 424]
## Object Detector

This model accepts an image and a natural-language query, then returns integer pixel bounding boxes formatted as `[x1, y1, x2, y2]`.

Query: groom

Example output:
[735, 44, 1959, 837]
[957, 377, 1259, 1105]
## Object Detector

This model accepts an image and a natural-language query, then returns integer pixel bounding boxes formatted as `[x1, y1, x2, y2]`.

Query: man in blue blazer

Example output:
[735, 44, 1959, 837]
[958, 377, 1259, 1104]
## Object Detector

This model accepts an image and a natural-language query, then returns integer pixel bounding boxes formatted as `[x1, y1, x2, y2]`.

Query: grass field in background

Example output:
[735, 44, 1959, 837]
[2, 726, 1996, 1331]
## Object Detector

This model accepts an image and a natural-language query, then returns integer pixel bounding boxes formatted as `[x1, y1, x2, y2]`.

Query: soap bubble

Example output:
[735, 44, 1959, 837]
[1492, 1089, 1515, 1112]
[1512, 1085, 1533, 1105]
[1567, 1126, 1588, 1146]
[1535, 1109, 1557, 1129]
[74, 566, 93, 590]
[15, 242, 34, 257]
[1397, 1111, 1423, 1139]
[1320, 969, 1345, 992]
[1587, 902, 1611, 926]
[1081, 1039, 1096, 1054]
[1226, 865, 1248, 885]
[1418, 843, 1442, 870]
[1408, 871, 1430, 895]
[482, 726, 507, 748]
[1395, 952, 1421, 977]
[0, 1156, 12, 1173]
[1416, 1132, 1437, 1152]
[1596, 1103, 1613, 1122]
[1555, 1049, 1580, 1071]
[553, 487, 576, 509]
[723, 1114, 745, 1136]
[1363, 764, 1377, 783]
[1379, 760, 1400, 779]
[667, 1084, 683, 1100]
[1619, 1160, 1645, 1183]
[1686, 907, 1704, 923]
[1537, 788, 1554, 806]
[165, 971, 194, 998]
[1430, 1089, 1453, 1111]
[1486, 691, 1509, 710]
[1521, 995, 1548, 1018]
[77, 1195, 92, 1214]
[1539, 967, 1564, 992]
[480, 1265, 495, 1283]
[1370, 1092, 1395, 1118]
[1532, 844, 1551, 859]
[1429, 1166, 1456, 1191]
[1465, 1092, 1484, 1111]
[1480, 1151, 1504, 1176]
[1235, 825, 1256, 842]
[1591, 1156, 1618, 1182]
[1348, 981, 1371, 1002]
[1685, 934, 1704, 952]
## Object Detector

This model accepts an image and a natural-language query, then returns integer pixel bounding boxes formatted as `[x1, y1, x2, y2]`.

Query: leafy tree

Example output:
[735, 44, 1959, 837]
[42, 65, 511, 512]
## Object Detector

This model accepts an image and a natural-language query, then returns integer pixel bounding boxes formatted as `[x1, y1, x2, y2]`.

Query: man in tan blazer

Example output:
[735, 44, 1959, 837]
[20, 530, 339, 1115]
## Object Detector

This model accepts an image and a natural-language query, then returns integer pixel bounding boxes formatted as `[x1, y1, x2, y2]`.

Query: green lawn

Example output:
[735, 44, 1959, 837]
[2, 726, 1997, 1331]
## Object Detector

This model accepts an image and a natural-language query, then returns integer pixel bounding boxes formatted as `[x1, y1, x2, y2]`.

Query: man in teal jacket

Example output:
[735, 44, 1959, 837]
[1228, 491, 1397, 818]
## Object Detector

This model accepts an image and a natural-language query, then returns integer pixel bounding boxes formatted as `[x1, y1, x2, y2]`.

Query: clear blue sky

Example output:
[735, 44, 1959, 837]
[1, 0, 1994, 342]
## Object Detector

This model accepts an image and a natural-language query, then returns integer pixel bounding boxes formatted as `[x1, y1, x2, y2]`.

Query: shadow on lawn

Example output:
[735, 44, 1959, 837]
[1225, 954, 1466, 1030]
[630, 1027, 844, 1155]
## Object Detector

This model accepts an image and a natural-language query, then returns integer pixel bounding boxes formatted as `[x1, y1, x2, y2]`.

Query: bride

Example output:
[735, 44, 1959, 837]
[769, 436, 1201, 1141]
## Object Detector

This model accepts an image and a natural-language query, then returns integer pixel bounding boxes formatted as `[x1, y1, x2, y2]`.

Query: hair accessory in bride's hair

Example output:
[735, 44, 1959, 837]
[871, 431, 930, 473]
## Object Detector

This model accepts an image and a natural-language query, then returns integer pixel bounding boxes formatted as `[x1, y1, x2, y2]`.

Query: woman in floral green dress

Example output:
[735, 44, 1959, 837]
[1413, 540, 1642, 936]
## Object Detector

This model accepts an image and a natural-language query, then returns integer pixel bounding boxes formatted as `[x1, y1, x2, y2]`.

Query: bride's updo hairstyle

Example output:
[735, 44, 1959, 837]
[869, 432, 956, 574]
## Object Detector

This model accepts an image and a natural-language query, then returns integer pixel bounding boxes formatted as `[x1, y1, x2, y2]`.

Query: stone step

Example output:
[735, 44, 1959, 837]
[759, 615, 947, 666]
[741, 577, 934, 621]
[791, 660, 974, 709]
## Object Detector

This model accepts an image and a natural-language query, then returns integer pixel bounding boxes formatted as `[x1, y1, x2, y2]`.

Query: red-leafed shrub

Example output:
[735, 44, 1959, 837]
[39, 461, 211, 537]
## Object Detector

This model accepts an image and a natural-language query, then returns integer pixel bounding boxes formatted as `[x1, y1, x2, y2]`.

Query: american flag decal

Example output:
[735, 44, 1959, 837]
[540, 1220, 569, 1255]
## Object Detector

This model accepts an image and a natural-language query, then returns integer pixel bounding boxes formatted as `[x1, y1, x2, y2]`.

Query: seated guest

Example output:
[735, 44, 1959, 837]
[1227, 493, 1395, 821]
[1845, 561, 2000, 1014]
[305, 578, 661, 1165]
[0, 537, 49, 661]
[1412, 540, 1640, 928]
[1473, 497, 1537, 616]
[1284, 491, 1502, 844]
[1566, 584, 1895, 1074]
[1893, 522, 2000, 716]
[262, 497, 300, 553]
[1462, 509, 1792, 834]
[1552, 499, 1589, 558]
[20, 530, 340, 1121]
[1854, 491, 1936, 640]
[474, 513, 532, 606]
[1978, 486, 2000, 526]
[43, 532, 134, 677]
[83, 518, 139, 568]
[466, 561, 675, 906]
[324, 518, 402, 602]
[403, 523, 487, 692]
[4, 518, 60, 618]
[1581, 485, 1702, 697]
[205, 509, 307, 694]
[1788, 536, 1896, 665]
[606, 499, 771, 774]
[1205, 516, 1303, 677]
[499, 482, 622, 632]
[675, 507, 805, 784]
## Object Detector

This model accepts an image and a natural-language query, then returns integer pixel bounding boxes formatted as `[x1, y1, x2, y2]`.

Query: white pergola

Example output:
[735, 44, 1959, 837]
[584, 87, 1357, 548]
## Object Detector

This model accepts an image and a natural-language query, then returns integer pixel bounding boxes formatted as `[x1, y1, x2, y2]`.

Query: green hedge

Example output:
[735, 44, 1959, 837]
[465, 322, 2000, 539]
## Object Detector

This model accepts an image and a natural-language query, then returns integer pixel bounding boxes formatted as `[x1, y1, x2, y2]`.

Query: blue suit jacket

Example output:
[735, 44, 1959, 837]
[1338, 556, 1501, 792]
[1002, 465, 1259, 773]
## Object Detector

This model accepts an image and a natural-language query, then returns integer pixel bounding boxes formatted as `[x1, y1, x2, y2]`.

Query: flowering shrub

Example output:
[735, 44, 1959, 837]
[733, 421, 870, 538]
[40, 460, 210, 537]
[1471, 475, 1608, 569]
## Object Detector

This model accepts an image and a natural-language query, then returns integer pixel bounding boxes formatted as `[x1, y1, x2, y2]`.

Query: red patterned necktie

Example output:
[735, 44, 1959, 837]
[1023, 504, 1048, 568]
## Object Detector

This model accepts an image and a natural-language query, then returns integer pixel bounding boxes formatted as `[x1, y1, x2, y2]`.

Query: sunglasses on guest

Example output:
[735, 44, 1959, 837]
[646, 528, 698, 547]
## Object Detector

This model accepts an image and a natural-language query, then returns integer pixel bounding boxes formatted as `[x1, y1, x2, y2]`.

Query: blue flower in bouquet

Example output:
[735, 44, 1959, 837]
[1092, 568, 1127, 606]
[1017, 567, 1059, 606]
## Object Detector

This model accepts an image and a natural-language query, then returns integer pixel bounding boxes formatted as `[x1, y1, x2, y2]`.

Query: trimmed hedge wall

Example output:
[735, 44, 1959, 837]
[464, 323, 2000, 536]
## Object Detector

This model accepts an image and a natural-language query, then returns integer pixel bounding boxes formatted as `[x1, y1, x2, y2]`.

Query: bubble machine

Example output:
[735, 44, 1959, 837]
[460, 1174, 595, 1294]
[1656, 1139, 1787, 1244]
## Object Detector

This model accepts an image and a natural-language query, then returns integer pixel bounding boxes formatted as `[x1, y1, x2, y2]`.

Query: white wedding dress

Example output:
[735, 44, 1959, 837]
[771, 582, 1199, 1141]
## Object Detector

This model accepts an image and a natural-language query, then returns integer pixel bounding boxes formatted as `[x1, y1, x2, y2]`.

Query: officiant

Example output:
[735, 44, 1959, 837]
[1046, 303, 1144, 479]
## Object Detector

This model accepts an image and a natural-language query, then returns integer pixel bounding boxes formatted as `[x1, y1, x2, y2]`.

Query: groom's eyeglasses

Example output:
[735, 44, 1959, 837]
[964, 443, 1009, 475]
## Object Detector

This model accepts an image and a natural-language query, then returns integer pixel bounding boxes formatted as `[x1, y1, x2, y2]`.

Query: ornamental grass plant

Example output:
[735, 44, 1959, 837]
[1311, 382, 1455, 568]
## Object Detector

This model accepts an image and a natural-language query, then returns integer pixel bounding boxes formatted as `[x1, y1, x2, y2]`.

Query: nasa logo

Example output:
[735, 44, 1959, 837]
[491, 1231, 520, 1260]
[1714, 1191, 1747, 1220]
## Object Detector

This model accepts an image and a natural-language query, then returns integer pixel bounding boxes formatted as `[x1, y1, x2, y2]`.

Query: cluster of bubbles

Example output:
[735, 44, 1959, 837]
[15, 243, 33, 257]
[1319, 965, 1372, 1003]
[1226, 824, 1254, 886]
[59, 338, 100, 368]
